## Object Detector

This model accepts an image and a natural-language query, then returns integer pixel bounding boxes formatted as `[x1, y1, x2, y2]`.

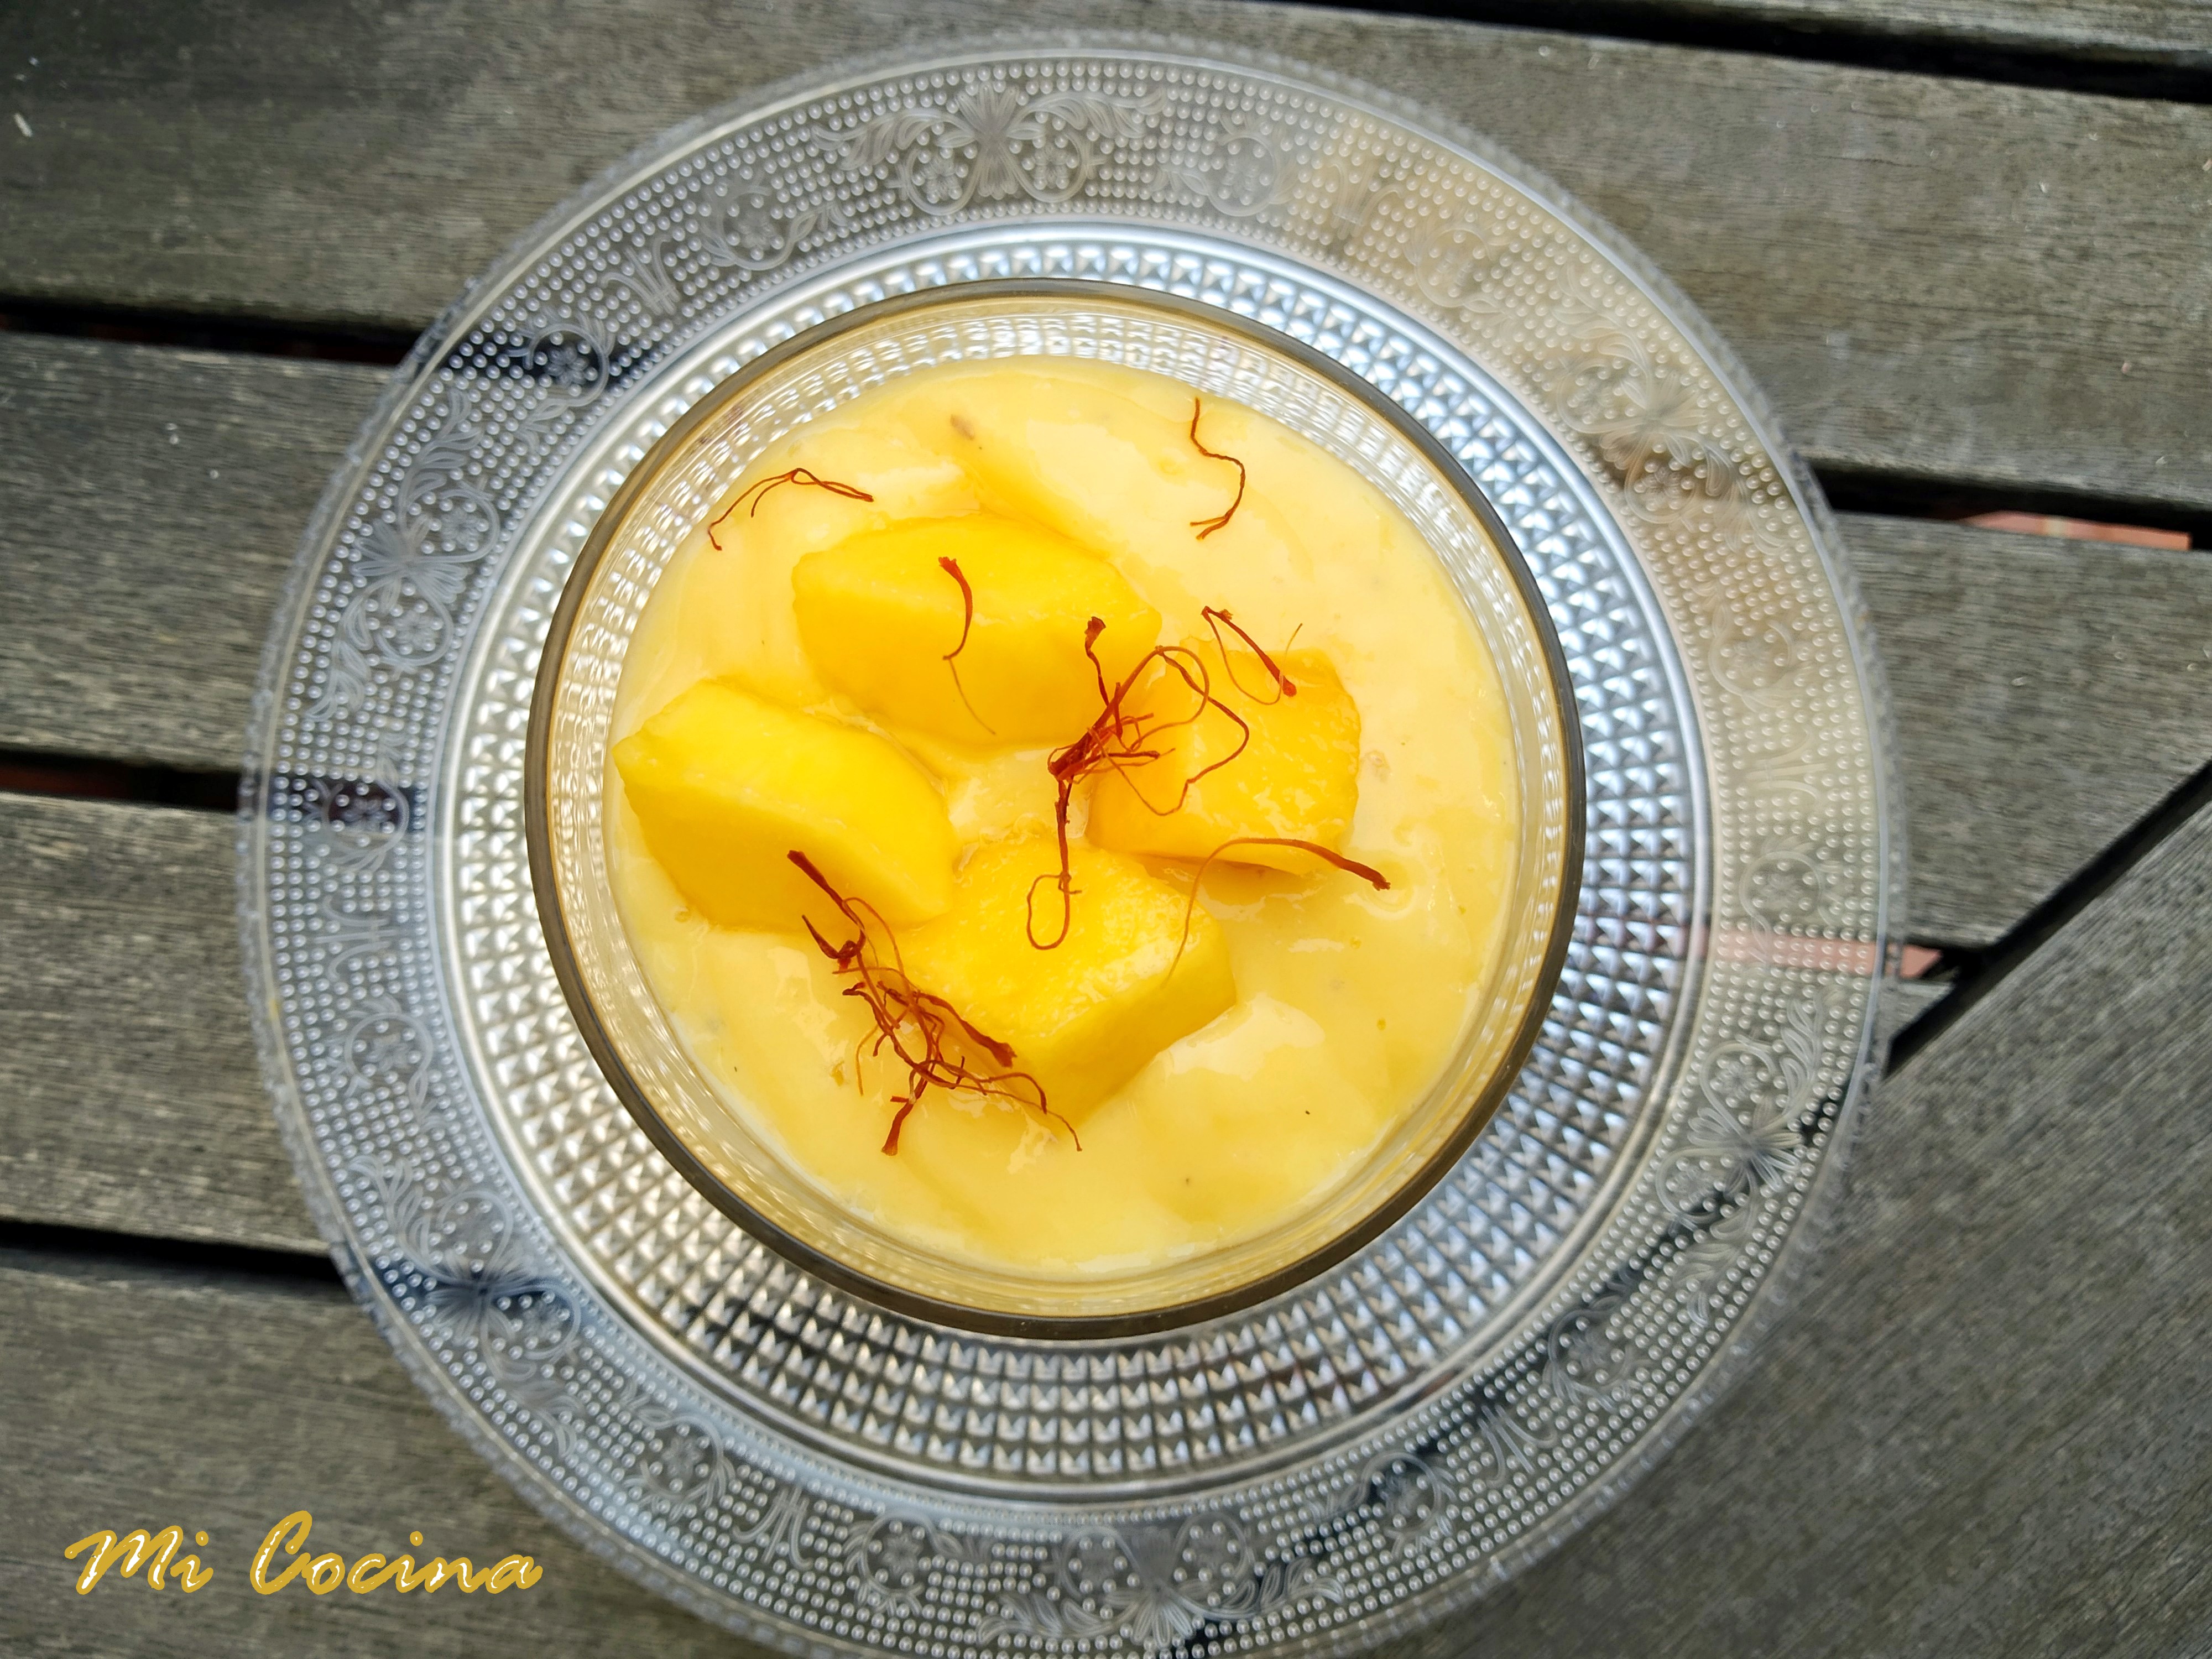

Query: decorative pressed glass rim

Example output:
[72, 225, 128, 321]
[524, 279, 1587, 1340]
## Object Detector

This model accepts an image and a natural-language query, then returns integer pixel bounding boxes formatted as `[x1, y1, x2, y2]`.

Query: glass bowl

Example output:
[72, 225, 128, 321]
[526, 280, 1582, 1337]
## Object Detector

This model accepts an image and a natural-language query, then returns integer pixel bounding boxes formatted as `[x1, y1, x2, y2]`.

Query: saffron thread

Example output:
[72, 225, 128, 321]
[1203, 605, 1298, 701]
[788, 851, 1074, 1154]
[938, 555, 994, 735]
[1025, 620, 1254, 950]
[1186, 398, 1247, 540]
[707, 468, 874, 550]
[1171, 837, 1391, 972]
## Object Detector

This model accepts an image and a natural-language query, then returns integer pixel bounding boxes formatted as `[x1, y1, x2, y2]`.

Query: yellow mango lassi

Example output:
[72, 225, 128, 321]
[604, 357, 1524, 1278]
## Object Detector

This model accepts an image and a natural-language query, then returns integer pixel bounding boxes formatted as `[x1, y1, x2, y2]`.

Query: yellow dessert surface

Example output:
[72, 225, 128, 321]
[604, 357, 1520, 1274]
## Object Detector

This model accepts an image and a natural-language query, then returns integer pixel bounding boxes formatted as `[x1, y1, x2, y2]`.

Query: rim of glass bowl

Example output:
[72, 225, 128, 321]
[524, 279, 1585, 1339]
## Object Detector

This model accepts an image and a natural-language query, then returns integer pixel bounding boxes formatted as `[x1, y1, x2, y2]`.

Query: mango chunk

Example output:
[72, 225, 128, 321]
[792, 517, 1159, 747]
[613, 679, 957, 932]
[895, 839, 1236, 1117]
[1086, 640, 1363, 874]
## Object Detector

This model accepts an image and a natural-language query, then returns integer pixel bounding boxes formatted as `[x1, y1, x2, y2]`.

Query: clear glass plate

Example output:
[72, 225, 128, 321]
[240, 33, 1900, 1656]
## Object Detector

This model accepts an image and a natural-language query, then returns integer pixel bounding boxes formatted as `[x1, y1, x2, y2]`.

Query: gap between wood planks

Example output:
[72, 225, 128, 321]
[1890, 751, 2212, 1068]
[0, 1218, 339, 1284]
[1818, 467, 2204, 560]
[0, 747, 236, 811]
[1272, 0, 2212, 103]
[0, 296, 416, 366]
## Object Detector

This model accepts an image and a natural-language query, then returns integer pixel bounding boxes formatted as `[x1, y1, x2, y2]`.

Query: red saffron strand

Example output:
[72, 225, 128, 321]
[883, 1098, 917, 1156]
[937, 555, 994, 734]
[706, 468, 874, 550]
[1170, 837, 1392, 973]
[1202, 605, 1297, 701]
[1024, 622, 1253, 950]
[1186, 398, 1248, 540]
[787, 851, 1077, 1153]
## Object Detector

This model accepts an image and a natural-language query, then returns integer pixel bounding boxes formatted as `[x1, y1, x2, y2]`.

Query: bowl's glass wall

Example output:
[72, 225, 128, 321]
[539, 291, 1576, 1326]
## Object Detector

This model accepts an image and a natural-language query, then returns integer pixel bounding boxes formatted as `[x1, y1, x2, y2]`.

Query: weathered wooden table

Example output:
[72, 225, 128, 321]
[5, 2, 2211, 1652]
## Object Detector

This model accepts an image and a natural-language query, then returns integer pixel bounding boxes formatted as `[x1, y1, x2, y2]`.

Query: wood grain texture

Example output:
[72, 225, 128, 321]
[0, 1250, 750, 1658]
[0, 792, 320, 1255]
[1850, 514, 2212, 945]
[1611, 0, 2212, 65]
[0, 777, 1945, 1258]
[9, 792, 2212, 1656]
[1, 1, 2209, 511]
[0, 335, 385, 773]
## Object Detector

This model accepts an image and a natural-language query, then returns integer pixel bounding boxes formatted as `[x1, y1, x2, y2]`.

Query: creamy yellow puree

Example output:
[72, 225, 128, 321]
[607, 358, 1520, 1275]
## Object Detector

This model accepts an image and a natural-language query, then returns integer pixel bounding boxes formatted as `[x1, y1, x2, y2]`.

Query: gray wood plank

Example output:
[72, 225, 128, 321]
[0, 333, 384, 774]
[1, 1, 2209, 513]
[0, 791, 319, 1255]
[1613, 0, 2212, 65]
[0, 1249, 750, 1657]
[1853, 514, 2212, 945]
[10, 332, 2212, 943]
[9, 789, 2212, 1655]
[1371, 765, 2212, 1656]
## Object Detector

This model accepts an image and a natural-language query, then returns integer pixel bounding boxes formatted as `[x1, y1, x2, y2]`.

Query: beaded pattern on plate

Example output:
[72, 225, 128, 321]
[250, 46, 1885, 1658]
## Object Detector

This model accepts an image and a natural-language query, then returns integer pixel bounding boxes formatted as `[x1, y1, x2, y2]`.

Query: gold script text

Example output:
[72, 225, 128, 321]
[252, 1512, 542, 1595]
[65, 1527, 214, 1594]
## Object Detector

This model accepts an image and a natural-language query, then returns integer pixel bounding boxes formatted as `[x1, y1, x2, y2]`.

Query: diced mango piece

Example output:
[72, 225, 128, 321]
[895, 838, 1236, 1117]
[1086, 640, 1363, 874]
[791, 517, 1159, 747]
[613, 679, 957, 932]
